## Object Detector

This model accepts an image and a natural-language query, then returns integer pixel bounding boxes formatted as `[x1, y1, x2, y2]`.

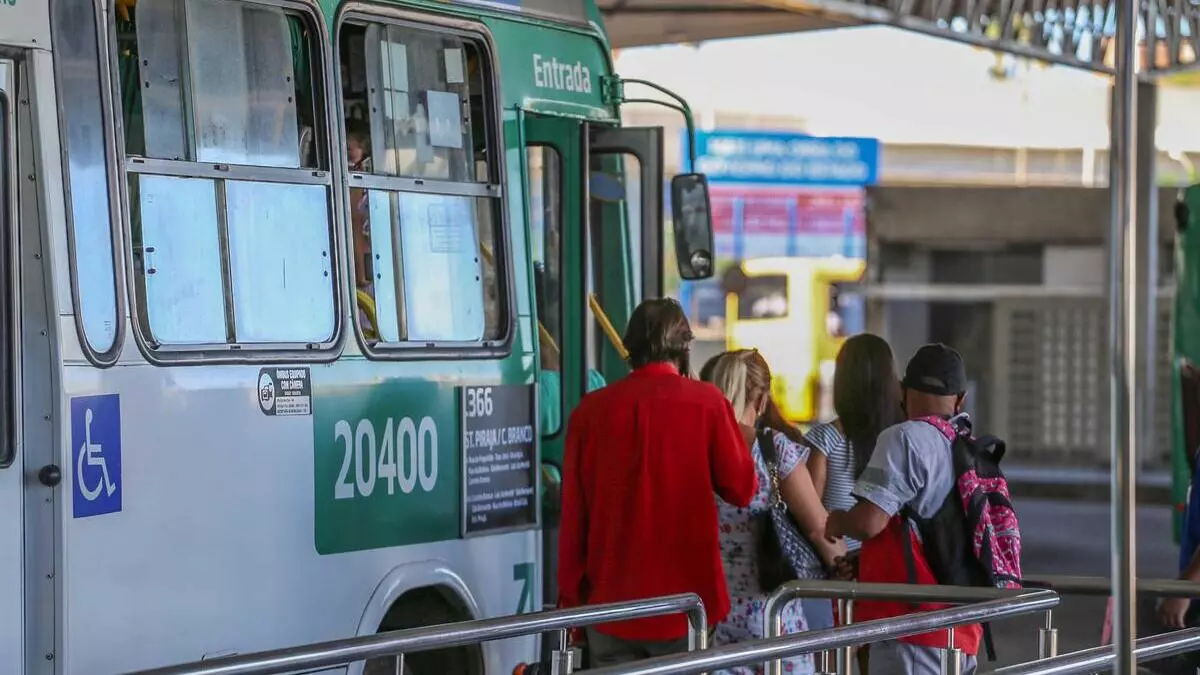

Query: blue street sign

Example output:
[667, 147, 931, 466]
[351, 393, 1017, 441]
[71, 394, 123, 518]
[687, 129, 880, 187]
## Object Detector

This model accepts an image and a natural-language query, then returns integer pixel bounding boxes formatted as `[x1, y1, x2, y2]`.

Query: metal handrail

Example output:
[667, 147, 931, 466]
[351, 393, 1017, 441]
[1023, 575, 1200, 598]
[764, 577, 1200, 675]
[988, 627, 1200, 675]
[763, 581, 1034, 675]
[123, 593, 707, 675]
[586, 590, 1060, 675]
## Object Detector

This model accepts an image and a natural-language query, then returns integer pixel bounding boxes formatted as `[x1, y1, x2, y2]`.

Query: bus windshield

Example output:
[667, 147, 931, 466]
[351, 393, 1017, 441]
[738, 274, 788, 320]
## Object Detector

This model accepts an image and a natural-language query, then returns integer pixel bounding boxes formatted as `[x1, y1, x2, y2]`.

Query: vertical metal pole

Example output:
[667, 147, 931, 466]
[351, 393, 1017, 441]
[1136, 80, 1160, 474]
[941, 628, 962, 675]
[839, 599, 855, 675]
[1109, 0, 1139, 669]
[1038, 609, 1059, 659]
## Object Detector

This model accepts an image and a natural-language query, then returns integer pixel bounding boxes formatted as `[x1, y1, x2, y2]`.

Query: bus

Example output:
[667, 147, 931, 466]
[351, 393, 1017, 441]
[0, 0, 715, 673]
[722, 256, 865, 424]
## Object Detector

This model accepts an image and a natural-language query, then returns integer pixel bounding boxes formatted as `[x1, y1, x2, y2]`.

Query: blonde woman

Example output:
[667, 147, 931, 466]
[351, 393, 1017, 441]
[702, 350, 846, 675]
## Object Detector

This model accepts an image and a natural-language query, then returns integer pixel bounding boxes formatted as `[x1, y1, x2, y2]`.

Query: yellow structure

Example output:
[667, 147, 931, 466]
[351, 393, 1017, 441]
[725, 256, 866, 424]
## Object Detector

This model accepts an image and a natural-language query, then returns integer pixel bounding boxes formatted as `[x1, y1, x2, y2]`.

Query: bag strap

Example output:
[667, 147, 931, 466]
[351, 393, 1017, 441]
[756, 425, 784, 508]
[757, 424, 778, 464]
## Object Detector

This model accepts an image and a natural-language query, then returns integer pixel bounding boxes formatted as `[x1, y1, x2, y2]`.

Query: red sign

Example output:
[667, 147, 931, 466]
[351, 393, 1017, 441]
[709, 186, 865, 236]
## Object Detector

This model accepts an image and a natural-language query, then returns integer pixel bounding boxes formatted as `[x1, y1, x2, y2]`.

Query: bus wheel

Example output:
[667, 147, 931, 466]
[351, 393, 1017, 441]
[362, 586, 484, 675]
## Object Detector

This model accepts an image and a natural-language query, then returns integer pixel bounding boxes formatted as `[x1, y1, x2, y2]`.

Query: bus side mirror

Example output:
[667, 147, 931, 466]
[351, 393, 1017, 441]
[670, 173, 715, 281]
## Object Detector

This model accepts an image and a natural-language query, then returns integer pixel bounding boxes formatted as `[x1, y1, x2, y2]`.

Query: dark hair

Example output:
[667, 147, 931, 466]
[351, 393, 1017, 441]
[833, 333, 903, 476]
[623, 298, 694, 371]
[703, 349, 805, 446]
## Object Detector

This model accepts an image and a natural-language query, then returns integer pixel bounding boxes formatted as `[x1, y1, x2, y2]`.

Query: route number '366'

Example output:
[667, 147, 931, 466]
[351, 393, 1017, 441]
[334, 417, 438, 499]
[464, 387, 493, 418]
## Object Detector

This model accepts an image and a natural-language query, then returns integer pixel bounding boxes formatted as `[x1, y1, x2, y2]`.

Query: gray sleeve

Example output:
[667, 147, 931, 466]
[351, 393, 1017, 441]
[851, 424, 930, 516]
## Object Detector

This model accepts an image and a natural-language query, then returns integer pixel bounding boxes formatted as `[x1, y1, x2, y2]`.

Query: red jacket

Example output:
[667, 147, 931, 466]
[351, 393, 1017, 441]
[557, 363, 757, 641]
[856, 515, 983, 655]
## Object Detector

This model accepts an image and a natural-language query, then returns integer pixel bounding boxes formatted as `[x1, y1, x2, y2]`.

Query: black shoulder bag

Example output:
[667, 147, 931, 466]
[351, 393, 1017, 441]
[754, 425, 826, 592]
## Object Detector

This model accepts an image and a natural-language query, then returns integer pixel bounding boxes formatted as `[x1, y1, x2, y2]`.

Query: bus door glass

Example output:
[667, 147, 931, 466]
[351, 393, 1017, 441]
[0, 57, 21, 675]
[522, 115, 583, 457]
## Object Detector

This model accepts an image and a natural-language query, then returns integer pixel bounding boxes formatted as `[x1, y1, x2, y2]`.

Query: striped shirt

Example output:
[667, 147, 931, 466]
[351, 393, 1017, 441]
[804, 420, 862, 552]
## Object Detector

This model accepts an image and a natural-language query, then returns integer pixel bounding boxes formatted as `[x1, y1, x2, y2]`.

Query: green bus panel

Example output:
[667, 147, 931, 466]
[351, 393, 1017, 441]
[314, 380, 462, 554]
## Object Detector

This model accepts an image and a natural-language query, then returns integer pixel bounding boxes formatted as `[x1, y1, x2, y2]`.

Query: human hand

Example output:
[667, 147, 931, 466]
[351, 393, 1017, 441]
[825, 511, 848, 540]
[833, 552, 859, 581]
[1158, 597, 1191, 630]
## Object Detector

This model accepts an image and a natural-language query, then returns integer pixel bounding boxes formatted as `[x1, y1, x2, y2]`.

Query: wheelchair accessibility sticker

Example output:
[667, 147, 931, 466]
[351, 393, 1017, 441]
[71, 394, 122, 518]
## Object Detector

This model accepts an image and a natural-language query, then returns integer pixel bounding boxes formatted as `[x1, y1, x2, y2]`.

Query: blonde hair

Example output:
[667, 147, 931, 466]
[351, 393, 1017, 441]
[705, 348, 753, 413]
[703, 349, 806, 445]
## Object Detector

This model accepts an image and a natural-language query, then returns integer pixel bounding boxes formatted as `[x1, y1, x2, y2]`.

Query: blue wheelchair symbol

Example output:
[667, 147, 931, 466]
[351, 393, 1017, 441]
[71, 394, 122, 518]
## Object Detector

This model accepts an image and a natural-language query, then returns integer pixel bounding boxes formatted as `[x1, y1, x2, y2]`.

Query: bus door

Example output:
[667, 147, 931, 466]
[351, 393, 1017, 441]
[0, 57, 23, 675]
[522, 116, 664, 468]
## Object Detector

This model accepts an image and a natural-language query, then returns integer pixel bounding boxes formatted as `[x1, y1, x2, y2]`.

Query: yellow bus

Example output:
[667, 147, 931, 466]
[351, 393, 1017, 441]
[723, 256, 866, 424]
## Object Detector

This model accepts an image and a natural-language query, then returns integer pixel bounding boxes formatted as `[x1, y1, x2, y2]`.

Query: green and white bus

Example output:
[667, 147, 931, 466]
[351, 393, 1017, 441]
[0, 0, 714, 672]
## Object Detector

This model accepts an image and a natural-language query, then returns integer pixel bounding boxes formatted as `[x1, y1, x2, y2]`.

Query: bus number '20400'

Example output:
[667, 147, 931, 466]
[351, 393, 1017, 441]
[333, 417, 438, 499]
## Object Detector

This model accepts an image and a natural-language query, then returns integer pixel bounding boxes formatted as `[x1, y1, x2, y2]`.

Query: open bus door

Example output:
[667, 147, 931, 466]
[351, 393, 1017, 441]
[520, 114, 712, 619]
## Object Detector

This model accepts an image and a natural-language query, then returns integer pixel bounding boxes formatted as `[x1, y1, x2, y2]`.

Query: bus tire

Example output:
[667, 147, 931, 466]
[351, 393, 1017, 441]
[362, 586, 484, 675]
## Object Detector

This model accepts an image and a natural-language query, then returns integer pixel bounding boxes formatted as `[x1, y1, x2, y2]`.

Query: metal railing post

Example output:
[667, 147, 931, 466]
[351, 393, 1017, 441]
[838, 599, 855, 675]
[817, 649, 834, 675]
[1037, 609, 1058, 660]
[942, 627, 961, 675]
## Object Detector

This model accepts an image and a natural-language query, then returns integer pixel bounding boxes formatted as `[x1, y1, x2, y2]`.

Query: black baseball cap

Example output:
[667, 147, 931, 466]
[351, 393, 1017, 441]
[902, 343, 967, 396]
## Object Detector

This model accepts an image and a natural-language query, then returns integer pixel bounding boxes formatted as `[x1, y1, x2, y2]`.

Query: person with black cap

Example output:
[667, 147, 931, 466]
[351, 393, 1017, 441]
[825, 343, 981, 675]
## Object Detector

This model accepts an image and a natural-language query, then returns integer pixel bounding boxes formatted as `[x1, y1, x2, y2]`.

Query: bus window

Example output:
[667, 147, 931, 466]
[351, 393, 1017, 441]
[114, 0, 336, 348]
[738, 274, 788, 320]
[588, 151, 640, 371]
[529, 146, 563, 433]
[827, 282, 865, 338]
[339, 20, 504, 346]
[53, 0, 123, 358]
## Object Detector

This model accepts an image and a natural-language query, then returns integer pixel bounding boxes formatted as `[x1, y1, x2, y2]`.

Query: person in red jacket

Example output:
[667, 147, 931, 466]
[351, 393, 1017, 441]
[825, 344, 980, 675]
[558, 298, 758, 668]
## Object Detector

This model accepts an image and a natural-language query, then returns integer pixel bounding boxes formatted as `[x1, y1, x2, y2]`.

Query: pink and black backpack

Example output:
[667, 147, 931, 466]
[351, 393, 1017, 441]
[901, 415, 1024, 659]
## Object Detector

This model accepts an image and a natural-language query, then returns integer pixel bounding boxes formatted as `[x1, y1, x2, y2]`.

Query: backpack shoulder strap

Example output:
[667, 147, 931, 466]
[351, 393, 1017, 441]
[915, 415, 958, 442]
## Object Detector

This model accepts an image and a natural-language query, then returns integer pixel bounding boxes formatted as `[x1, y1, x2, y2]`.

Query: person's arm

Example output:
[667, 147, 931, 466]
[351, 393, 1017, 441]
[710, 398, 756, 507]
[826, 424, 925, 542]
[778, 451, 846, 567]
[1160, 546, 1200, 629]
[556, 409, 588, 609]
[806, 450, 829, 504]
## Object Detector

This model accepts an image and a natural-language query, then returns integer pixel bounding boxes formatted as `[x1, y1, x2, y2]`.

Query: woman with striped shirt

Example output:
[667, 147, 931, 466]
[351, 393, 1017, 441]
[803, 333, 903, 630]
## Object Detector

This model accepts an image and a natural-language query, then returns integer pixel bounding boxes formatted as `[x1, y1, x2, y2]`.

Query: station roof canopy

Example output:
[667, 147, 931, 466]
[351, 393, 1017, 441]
[596, 0, 851, 48]
[598, 0, 1200, 77]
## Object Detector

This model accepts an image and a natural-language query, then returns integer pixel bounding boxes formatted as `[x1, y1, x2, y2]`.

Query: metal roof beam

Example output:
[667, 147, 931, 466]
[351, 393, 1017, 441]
[746, 0, 1200, 77]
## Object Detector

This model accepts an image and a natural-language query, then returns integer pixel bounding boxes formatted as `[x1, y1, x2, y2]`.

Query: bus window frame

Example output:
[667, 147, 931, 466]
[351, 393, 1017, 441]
[104, 0, 347, 365]
[52, 0, 129, 367]
[336, 3, 515, 361]
[0, 78, 12, 468]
